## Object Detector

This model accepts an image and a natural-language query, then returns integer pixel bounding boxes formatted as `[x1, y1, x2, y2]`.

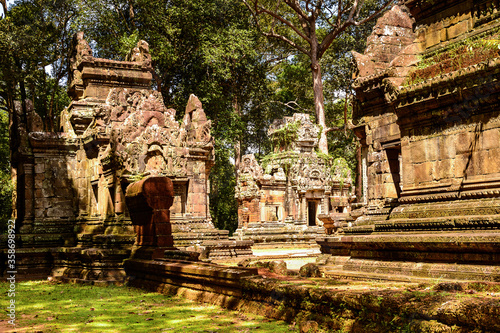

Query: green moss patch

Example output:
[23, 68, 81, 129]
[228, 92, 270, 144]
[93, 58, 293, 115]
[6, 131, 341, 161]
[406, 37, 500, 86]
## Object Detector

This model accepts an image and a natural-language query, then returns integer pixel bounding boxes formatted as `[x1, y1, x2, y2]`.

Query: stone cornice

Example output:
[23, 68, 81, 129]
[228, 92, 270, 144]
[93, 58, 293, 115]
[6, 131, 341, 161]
[29, 132, 79, 151]
[404, 0, 470, 23]
[396, 56, 500, 125]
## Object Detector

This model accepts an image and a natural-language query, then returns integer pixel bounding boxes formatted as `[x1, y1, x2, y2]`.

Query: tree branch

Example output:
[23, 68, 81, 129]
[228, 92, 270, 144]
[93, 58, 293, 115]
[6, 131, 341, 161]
[243, 0, 311, 55]
[325, 126, 344, 133]
[347, 0, 360, 24]
[318, 0, 393, 58]
[313, 0, 324, 20]
[285, 0, 312, 36]
[283, 0, 309, 21]
[353, 0, 393, 26]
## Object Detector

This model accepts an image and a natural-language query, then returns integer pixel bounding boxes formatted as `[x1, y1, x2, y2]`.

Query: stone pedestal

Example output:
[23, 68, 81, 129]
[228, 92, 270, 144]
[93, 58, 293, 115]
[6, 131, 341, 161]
[126, 176, 176, 259]
[317, 232, 500, 282]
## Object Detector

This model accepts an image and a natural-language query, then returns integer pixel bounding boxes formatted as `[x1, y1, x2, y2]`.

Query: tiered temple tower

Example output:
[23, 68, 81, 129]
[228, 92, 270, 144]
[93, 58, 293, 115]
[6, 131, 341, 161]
[318, 2, 500, 281]
[235, 113, 354, 245]
[3, 32, 251, 282]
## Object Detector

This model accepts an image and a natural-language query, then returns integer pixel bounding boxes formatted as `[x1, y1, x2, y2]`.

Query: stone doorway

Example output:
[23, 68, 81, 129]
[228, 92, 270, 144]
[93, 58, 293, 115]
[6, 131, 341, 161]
[172, 180, 188, 217]
[385, 146, 402, 199]
[307, 201, 318, 226]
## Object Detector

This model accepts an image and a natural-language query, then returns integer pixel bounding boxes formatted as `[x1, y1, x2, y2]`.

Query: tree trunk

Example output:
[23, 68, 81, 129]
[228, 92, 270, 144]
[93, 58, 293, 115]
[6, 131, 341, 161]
[1, 0, 6, 18]
[311, 60, 328, 154]
[233, 96, 242, 182]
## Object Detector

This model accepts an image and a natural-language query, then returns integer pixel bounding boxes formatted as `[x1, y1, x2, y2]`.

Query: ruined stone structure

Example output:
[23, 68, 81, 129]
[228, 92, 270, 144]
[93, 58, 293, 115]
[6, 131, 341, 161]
[318, 2, 500, 281]
[4, 32, 251, 282]
[234, 113, 354, 245]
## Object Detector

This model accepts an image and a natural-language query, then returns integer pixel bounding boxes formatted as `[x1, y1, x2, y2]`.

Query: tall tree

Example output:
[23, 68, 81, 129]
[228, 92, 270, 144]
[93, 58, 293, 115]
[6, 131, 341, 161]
[243, 0, 393, 154]
[0, 0, 77, 131]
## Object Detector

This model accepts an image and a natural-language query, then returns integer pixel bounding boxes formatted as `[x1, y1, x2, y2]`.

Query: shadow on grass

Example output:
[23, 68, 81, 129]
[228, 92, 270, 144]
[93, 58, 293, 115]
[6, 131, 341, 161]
[0, 280, 297, 333]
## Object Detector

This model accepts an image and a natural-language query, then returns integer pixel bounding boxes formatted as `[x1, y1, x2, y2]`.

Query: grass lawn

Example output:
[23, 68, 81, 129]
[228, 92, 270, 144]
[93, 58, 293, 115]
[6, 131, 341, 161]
[0, 280, 296, 333]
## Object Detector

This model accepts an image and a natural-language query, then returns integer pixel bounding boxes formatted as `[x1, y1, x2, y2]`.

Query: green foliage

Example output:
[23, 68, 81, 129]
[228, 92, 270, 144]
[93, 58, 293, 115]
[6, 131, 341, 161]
[0, 0, 78, 130]
[325, 99, 358, 180]
[0, 107, 12, 231]
[260, 150, 299, 174]
[74, 0, 135, 60]
[271, 119, 301, 151]
[119, 30, 140, 58]
[271, 54, 315, 115]
[315, 151, 352, 188]
[210, 141, 238, 235]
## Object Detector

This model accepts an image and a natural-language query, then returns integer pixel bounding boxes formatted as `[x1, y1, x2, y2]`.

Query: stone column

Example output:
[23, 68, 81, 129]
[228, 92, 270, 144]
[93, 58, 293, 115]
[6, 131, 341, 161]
[206, 172, 211, 220]
[301, 194, 307, 222]
[115, 186, 125, 214]
[362, 148, 368, 204]
[19, 161, 35, 233]
[320, 196, 326, 216]
[24, 163, 35, 219]
[260, 203, 265, 222]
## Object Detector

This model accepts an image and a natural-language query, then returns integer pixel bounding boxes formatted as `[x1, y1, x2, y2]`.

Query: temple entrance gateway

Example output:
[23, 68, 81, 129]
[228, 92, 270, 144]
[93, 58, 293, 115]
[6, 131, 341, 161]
[384, 145, 402, 200]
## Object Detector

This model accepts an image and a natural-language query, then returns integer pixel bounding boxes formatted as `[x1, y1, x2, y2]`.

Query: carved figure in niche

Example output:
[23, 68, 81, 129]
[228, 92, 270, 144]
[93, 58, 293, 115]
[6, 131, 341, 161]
[144, 144, 166, 172]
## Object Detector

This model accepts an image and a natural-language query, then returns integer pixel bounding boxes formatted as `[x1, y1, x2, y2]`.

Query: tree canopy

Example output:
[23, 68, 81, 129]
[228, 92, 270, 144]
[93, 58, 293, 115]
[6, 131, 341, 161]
[243, 0, 394, 154]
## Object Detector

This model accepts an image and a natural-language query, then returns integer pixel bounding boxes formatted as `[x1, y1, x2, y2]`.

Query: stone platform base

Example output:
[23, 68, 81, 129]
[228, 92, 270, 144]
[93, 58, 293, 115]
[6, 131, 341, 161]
[124, 257, 258, 297]
[171, 217, 229, 248]
[171, 217, 254, 259]
[234, 223, 325, 245]
[0, 245, 132, 283]
[316, 232, 500, 282]
[51, 246, 132, 283]
[0, 248, 54, 280]
[198, 240, 254, 259]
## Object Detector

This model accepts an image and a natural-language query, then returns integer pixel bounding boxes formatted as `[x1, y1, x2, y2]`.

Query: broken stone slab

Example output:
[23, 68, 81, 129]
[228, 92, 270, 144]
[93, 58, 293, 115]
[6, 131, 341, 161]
[125, 258, 258, 297]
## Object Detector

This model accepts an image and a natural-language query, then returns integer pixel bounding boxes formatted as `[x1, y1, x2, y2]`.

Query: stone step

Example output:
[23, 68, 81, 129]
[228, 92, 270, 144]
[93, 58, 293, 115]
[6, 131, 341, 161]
[321, 258, 500, 282]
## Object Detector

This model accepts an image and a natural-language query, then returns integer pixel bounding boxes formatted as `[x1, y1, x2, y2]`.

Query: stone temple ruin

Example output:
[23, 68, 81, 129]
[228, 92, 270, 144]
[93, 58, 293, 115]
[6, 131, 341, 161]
[3, 3, 500, 331]
[4, 0, 500, 289]
[6, 32, 251, 282]
[234, 113, 354, 245]
[318, 1, 500, 281]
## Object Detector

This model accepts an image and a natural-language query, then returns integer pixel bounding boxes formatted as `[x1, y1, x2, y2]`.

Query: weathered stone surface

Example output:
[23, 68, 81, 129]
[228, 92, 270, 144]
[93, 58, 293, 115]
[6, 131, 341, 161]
[235, 113, 354, 243]
[268, 261, 287, 276]
[352, 5, 415, 78]
[321, 2, 500, 281]
[125, 176, 174, 258]
[6, 31, 251, 282]
[299, 263, 322, 278]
